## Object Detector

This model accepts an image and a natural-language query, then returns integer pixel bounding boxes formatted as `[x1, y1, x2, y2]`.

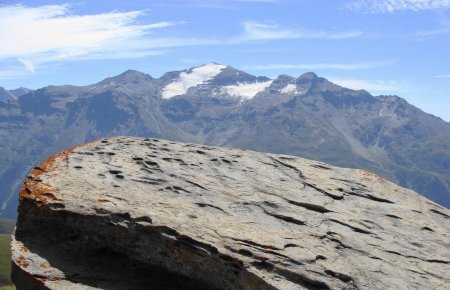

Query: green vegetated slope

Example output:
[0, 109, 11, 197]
[0, 218, 15, 289]
[0, 219, 15, 235]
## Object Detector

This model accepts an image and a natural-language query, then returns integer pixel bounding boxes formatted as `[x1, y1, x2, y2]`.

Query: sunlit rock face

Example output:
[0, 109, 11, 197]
[12, 137, 450, 290]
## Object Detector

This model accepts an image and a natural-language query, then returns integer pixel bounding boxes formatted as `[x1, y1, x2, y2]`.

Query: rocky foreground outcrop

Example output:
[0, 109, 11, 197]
[12, 137, 450, 289]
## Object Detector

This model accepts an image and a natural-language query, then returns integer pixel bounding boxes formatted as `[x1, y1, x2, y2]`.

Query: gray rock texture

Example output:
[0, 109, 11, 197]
[12, 137, 450, 289]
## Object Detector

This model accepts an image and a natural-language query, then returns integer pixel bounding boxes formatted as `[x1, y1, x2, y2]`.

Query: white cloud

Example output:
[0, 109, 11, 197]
[433, 74, 450, 78]
[239, 21, 361, 41]
[18, 58, 36, 73]
[245, 61, 392, 70]
[329, 78, 402, 93]
[0, 4, 185, 72]
[0, 4, 366, 80]
[346, 0, 450, 13]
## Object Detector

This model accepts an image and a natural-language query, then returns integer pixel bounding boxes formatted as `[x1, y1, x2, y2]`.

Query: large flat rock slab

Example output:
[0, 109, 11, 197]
[12, 137, 450, 289]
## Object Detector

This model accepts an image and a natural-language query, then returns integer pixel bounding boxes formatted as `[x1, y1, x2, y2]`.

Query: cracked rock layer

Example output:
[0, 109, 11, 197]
[12, 136, 450, 289]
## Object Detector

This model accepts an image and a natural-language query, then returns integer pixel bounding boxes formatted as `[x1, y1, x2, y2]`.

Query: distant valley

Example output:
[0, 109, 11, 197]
[1, 63, 449, 218]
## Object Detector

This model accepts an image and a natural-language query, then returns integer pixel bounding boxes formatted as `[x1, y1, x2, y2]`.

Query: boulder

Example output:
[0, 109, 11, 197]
[12, 137, 450, 289]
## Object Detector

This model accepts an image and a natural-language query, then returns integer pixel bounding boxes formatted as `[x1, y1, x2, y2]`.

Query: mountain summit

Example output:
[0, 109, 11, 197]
[0, 87, 16, 101]
[0, 64, 449, 217]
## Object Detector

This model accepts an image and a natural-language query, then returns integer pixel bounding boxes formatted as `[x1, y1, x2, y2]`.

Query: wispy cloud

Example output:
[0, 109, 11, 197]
[433, 74, 450, 78]
[238, 21, 362, 41]
[345, 0, 450, 13]
[415, 27, 450, 36]
[0, 4, 185, 73]
[245, 61, 393, 70]
[18, 58, 36, 73]
[415, 16, 450, 36]
[0, 4, 365, 80]
[329, 78, 402, 93]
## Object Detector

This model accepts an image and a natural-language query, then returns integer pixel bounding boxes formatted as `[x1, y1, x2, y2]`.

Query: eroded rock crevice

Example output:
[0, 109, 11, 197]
[14, 203, 273, 290]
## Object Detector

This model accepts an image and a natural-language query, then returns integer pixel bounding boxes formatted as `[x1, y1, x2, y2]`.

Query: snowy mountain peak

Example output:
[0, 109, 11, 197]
[194, 62, 228, 72]
[281, 83, 298, 94]
[162, 63, 227, 99]
[222, 80, 273, 100]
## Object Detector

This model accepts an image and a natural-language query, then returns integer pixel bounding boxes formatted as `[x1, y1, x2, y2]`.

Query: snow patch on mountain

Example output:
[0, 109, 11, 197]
[281, 84, 298, 94]
[162, 63, 226, 99]
[223, 80, 273, 100]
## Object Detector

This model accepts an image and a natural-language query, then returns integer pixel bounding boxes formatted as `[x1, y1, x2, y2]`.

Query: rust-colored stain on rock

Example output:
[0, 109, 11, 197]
[19, 147, 77, 207]
[17, 255, 29, 268]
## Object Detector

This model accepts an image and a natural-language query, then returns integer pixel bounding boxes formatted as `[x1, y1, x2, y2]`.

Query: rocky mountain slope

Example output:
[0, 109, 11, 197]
[12, 137, 450, 289]
[9, 87, 32, 98]
[0, 86, 30, 101]
[0, 87, 15, 101]
[1, 63, 450, 217]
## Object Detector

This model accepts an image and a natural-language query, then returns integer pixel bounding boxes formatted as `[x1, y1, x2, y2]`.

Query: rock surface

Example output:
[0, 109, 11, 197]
[12, 137, 450, 289]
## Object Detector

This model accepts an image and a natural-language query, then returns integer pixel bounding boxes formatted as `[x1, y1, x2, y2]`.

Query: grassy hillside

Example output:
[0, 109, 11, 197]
[0, 219, 15, 235]
[0, 218, 15, 289]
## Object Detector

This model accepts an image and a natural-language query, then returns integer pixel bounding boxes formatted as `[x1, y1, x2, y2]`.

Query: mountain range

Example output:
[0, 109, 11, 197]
[1, 63, 449, 218]
[0, 87, 31, 101]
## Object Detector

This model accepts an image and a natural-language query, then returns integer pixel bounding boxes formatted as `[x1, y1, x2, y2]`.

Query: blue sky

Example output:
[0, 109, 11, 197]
[0, 0, 449, 121]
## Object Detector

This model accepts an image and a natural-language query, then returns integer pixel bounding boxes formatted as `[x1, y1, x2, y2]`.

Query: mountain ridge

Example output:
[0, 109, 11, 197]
[1, 63, 449, 217]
